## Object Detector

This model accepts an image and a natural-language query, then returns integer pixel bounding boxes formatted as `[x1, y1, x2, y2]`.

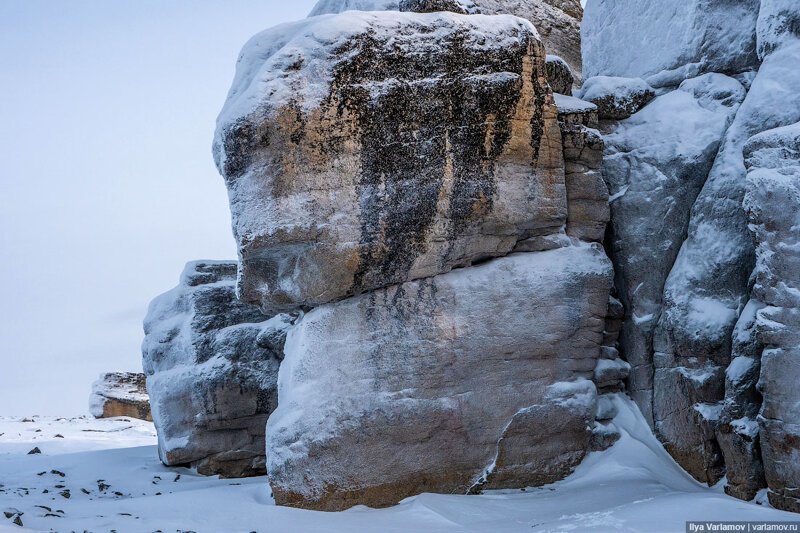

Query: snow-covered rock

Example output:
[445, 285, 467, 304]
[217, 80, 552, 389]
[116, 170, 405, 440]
[89, 372, 151, 421]
[742, 122, 800, 513]
[579, 76, 655, 120]
[142, 261, 292, 477]
[582, 0, 760, 87]
[600, 73, 746, 432]
[213, 11, 566, 314]
[266, 245, 612, 510]
[546, 54, 574, 95]
[398, 0, 480, 14]
[308, 0, 584, 81]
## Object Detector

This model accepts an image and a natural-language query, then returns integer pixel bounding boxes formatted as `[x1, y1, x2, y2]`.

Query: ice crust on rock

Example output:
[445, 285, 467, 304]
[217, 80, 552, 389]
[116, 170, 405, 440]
[582, 0, 761, 87]
[308, 0, 585, 81]
[267, 245, 612, 510]
[142, 261, 292, 477]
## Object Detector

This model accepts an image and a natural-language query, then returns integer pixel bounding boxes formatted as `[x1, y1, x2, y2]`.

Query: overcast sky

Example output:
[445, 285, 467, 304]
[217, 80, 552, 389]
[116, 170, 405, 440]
[0, 0, 317, 415]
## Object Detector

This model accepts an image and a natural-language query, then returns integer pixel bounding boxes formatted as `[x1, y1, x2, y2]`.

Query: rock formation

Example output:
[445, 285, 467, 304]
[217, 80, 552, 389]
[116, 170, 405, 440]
[308, 0, 584, 82]
[142, 261, 292, 477]
[212, 9, 613, 510]
[584, 0, 800, 510]
[89, 372, 152, 421]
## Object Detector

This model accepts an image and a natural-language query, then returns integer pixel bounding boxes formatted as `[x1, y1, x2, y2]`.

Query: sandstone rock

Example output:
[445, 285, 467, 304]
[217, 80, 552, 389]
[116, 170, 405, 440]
[308, 0, 584, 82]
[554, 94, 608, 243]
[398, 0, 480, 14]
[599, 73, 745, 429]
[582, 0, 760, 87]
[142, 261, 292, 477]
[89, 372, 152, 421]
[546, 55, 574, 96]
[579, 76, 655, 120]
[742, 122, 800, 513]
[214, 12, 566, 315]
[266, 245, 612, 510]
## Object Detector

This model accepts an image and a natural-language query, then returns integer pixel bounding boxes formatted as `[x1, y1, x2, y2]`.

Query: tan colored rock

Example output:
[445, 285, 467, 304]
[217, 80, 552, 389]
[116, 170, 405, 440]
[89, 372, 152, 421]
[214, 12, 566, 315]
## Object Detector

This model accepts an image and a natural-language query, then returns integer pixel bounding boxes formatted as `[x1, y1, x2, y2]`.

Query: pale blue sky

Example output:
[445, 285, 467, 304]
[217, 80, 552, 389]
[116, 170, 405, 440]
[0, 0, 317, 415]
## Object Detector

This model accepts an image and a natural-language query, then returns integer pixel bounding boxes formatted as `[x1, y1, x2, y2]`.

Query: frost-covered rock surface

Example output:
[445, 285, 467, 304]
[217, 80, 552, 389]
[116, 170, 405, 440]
[142, 261, 292, 477]
[582, 0, 760, 87]
[267, 245, 612, 510]
[398, 0, 480, 14]
[308, 0, 584, 81]
[89, 372, 152, 421]
[214, 11, 565, 314]
[742, 122, 800, 512]
[578, 76, 655, 120]
[585, 0, 800, 508]
[546, 55, 573, 96]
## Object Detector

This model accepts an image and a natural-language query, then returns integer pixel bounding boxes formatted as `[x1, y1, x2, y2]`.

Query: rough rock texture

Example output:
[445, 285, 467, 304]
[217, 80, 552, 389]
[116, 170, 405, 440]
[308, 0, 584, 82]
[142, 261, 292, 477]
[89, 372, 152, 421]
[742, 122, 800, 512]
[398, 0, 480, 14]
[546, 55, 573, 96]
[654, 3, 800, 486]
[579, 76, 655, 120]
[582, 0, 761, 87]
[554, 94, 608, 243]
[214, 12, 566, 315]
[601, 73, 746, 431]
[267, 245, 613, 510]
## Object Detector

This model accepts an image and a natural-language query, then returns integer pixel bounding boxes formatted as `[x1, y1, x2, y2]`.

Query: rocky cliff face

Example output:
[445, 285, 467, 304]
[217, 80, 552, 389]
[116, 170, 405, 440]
[584, 0, 800, 511]
[211, 8, 614, 510]
[142, 261, 292, 477]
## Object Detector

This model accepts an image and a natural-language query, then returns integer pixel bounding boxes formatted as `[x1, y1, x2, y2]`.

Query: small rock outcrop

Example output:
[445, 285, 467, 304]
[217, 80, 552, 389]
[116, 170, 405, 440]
[398, 0, 480, 14]
[142, 261, 292, 477]
[89, 372, 152, 421]
[546, 55, 574, 96]
[579, 76, 655, 120]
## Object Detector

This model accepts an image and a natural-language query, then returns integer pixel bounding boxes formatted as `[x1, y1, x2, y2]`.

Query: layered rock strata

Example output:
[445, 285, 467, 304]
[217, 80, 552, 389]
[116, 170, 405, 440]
[142, 261, 291, 477]
[89, 372, 152, 421]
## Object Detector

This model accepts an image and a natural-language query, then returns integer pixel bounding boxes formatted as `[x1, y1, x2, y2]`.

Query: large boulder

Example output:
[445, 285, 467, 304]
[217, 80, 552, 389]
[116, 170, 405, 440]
[267, 245, 613, 510]
[89, 372, 152, 421]
[142, 261, 292, 477]
[213, 12, 565, 315]
[578, 76, 655, 120]
[308, 0, 584, 82]
[582, 0, 760, 87]
[742, 122, 800, 513]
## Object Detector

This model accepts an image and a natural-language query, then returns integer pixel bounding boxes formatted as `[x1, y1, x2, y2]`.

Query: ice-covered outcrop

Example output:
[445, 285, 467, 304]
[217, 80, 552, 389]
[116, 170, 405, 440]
[578, 76, 655, 120]
[213, 11, 565, 315]
[582, 0, 760, 88]
[89, 372, 152, 421]
[584, 0, 800, 505]
[742, 122, 800, 512]
[267, 246, 612, 510]
[308, 0, 584, 82]
[142, 261, 292, 477]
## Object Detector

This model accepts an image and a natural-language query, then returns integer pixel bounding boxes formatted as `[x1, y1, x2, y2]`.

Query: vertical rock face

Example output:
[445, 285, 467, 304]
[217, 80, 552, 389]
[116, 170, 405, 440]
[582, 0, 760, 87]
[268, 246, 612, 510]
[89, 372, 152, 421]
[210, 8, 614, 510]
[743, 123, 800, 512]
[308, 0, 584, 82]
[213, 12, 565, 315]
[584, 0, 800, 506]
[142, 261, 292, 477]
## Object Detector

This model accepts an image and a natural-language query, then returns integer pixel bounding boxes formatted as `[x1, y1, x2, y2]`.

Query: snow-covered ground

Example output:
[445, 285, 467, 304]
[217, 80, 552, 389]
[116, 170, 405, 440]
[1, 396, 795, 532]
